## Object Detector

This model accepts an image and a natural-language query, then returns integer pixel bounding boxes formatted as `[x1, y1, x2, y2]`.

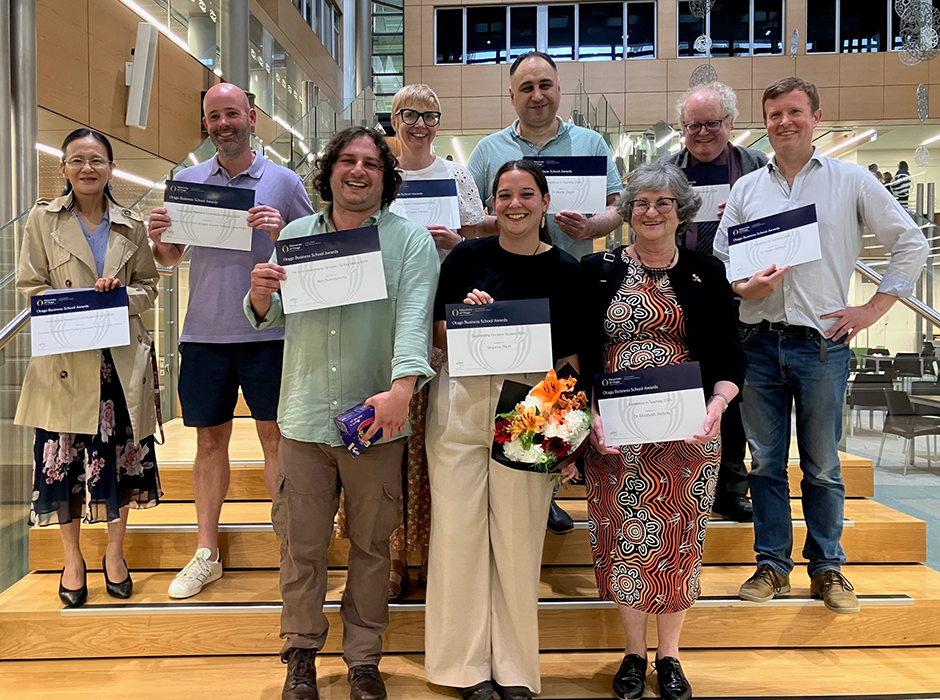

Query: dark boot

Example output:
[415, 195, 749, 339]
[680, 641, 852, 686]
[282, 648, 319, 700]
[348, 664, 387, 700]
[547, 499, 574, 535]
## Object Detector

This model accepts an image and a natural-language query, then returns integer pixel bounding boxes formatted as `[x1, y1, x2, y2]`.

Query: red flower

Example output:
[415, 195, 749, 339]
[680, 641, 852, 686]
[494, 417, 513, 445]
[542, 436, 571, 458]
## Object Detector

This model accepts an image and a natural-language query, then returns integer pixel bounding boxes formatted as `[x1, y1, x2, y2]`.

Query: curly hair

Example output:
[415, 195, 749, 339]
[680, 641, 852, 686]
[313, 126, 402, 208]
[617, 163, 702, 237]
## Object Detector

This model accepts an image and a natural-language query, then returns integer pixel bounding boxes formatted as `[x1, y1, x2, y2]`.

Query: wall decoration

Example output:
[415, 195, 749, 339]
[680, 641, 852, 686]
[689, 64, 718, 88]
[918, 84, 930, 123]
[916, 145, 931, 165]
[694, 35, 713, 53]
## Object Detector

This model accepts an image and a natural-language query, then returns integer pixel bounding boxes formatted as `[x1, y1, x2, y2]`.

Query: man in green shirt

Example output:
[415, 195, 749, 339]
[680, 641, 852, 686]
[246, 126, 439, 700]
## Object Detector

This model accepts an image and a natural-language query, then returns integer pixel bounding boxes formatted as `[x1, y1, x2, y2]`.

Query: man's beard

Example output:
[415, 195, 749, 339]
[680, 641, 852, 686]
[211, 128, 250, 159]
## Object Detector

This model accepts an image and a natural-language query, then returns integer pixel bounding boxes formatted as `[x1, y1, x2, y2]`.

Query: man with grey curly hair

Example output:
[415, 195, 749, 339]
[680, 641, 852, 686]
[661, 82, 765, 523]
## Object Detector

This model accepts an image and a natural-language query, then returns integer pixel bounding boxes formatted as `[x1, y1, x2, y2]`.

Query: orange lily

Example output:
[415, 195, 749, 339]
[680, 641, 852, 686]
[530, 370, 576, 410]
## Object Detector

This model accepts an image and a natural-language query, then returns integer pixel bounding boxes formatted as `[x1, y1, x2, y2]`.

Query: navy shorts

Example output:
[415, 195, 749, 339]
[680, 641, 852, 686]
[178, 340, 284, 427]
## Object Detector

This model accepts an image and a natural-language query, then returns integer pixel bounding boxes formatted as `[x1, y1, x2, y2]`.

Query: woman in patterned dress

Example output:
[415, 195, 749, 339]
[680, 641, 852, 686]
[582, 163, 746, 700]
[15, 129, 162, 607]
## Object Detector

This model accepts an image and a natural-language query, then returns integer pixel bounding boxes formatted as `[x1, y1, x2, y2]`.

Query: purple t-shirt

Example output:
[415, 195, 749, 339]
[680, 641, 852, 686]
[174, 152, 314, 343]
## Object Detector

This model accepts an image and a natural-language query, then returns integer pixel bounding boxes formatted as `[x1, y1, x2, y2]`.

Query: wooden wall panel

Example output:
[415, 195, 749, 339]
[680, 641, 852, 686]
[157, 34, 217, 164]
[37, 0, 90, 124]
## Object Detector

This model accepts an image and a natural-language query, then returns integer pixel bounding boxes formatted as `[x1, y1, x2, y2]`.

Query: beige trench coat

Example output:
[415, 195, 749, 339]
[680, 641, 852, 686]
[14, 194, 160, 442]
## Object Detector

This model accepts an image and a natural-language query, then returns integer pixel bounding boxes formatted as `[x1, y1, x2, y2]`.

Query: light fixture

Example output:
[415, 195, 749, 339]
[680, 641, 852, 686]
[273, 116, 307, 147]
[732, 130, 752, 146]
[36, 142, 160, 190]
[451, 137, 467, 166]
[187, 153, 199, 167]
[266, 146, 287, 163]
[119, 0, 190, 52]
[820, 129, 876, 158]
[654, 131, 678, 149]
[922, 133, 940, 146]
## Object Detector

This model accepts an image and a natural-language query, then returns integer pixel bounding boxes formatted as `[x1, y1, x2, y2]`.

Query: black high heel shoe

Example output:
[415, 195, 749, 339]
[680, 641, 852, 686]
[103, 555, 133, 599]
[58, 561, 88, 608]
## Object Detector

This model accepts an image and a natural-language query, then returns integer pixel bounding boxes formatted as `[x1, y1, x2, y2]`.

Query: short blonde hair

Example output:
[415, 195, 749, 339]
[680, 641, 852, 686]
[391, 84, 442, 115]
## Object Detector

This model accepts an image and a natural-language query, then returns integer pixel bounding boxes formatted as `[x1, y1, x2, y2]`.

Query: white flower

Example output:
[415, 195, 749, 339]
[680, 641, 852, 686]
[503, 439, 544, 464]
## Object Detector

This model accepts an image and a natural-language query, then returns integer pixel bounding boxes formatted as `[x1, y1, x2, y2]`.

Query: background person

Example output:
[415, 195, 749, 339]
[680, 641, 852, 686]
[466, 49, 624, 535]
[425, 160, 582, 700]
[661, 81, 766, 523]
[891, 160, 912, 207]
[16, 128, 162, 607]
[582, 163, 745, 700]
[148, 83, 314, 599]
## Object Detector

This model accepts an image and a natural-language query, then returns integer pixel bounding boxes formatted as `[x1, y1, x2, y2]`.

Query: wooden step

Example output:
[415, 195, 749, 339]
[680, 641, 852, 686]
[1, 564, 936, 659]
[27, 499, 926, 571]
[3, 647, 940, 699]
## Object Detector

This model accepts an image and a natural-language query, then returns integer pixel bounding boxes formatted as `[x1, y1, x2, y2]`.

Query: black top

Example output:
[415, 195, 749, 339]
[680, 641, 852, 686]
[581, 246, 747, 400]
[434, 236, 584, 363]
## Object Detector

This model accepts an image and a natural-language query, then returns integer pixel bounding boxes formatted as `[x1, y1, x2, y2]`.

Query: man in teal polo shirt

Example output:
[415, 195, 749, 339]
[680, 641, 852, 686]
[468, 49, 624, 534]
[246, 126, 438, 700]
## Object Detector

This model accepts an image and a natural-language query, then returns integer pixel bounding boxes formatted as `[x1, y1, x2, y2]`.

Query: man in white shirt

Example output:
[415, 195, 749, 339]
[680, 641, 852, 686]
[714, 77, 928, 614]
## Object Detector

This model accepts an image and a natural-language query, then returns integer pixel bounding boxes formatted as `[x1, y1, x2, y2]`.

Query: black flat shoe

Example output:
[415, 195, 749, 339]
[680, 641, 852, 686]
[58, 561, 87, 608]
[655, 656, 692, 700]
[547, 499, 574, 535]
[712, 493, 753, 522]
[613, 653, 648, 699]
[458, 680, 497, 700]
[103, 555, 133, 599]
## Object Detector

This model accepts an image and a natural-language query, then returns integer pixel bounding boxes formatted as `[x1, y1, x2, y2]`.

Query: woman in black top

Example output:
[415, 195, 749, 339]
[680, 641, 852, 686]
[424, 161, 581, 700]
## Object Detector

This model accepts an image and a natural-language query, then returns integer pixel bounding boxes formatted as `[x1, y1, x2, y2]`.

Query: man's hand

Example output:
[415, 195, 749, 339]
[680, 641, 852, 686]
[732, 264, 791, 300]
[717, 201, 726, 219]
[147, 207, 172, 243]
[821, 293, 898, 344]
[464, 289, 494, 305]
[248, 262, 286, 319]
[554, 210, 593, 241]
[427, 224, 463, 250]
[364, 377, 417, 441]
[94, 277, 122, 292]
[247, 205, 285, 243]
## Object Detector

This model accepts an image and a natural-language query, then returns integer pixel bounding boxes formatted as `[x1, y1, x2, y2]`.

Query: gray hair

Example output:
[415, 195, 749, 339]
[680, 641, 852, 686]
[617, 163, 702, 235]
[675, 82, 739, 125]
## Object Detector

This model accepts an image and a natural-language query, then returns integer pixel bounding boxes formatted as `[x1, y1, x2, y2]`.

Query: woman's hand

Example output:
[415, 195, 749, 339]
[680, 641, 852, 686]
[559, 462, 579, 484]
[464, 289, 493, 305]
[427, 225, 463, 251]
[686, 397, 725, 445]
[589, 410, 619, 455]
[94, 278, 122, 292]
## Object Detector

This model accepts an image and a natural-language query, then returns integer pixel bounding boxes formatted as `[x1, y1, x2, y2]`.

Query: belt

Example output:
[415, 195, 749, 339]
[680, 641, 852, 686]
[754, 320, 829, 361]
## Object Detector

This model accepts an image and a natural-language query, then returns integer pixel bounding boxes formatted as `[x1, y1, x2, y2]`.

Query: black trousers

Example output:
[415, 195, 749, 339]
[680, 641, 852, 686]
[717, 398, 749, 498]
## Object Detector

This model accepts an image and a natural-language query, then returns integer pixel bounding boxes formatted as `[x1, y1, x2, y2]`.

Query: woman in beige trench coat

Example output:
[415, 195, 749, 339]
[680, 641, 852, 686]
[15, 128, 162, 607]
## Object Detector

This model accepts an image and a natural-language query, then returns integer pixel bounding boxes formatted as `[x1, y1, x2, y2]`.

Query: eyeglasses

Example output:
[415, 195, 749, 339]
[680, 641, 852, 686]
[396, 109, 442, 127]
[63, 157, 111, 169]
[628, 197, 679, 215]
[681, 114, 731, 135]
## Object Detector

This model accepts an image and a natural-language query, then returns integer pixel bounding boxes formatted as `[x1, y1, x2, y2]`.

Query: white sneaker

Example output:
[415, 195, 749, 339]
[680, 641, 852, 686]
[168, 548, 223, 599]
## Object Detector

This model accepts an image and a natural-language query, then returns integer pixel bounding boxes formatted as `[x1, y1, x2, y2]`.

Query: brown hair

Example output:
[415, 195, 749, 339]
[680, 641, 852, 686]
[761, 77, 820, 119]
[313, 126, 402, 208]
[493, 159, 552, 244]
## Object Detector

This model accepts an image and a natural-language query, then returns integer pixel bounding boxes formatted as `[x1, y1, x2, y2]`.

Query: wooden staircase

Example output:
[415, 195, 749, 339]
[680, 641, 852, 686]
[1, 418, 939, 699]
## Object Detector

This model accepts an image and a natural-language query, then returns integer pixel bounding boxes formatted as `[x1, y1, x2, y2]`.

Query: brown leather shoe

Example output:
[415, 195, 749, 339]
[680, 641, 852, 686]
[810, 570, 860, 614]
[739, 564, 791, 602]
[348, 664, 387, 700]
[282, 648, 319, 700]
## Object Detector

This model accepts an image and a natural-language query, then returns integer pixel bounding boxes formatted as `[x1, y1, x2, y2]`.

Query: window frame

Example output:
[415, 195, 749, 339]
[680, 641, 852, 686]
[805, 0, 898, 54]
[676, 0, 785, 57]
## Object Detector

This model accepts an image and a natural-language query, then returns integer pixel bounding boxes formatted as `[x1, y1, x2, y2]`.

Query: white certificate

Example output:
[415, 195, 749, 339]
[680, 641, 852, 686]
[446, 299, 553, 377]
[276, 226, 388, 314]
[30, 287, 130, 357]
[683, 165, 731, 222]
[728, 204, 822, 280]
[596, 363, 706, 446]
[389, 179, 461, 229]
[162, 180, 254, 251]
[526, 156, 608, 214]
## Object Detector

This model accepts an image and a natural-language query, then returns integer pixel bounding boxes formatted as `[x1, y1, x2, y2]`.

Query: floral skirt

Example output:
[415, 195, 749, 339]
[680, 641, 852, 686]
[30, 350, 162, 527]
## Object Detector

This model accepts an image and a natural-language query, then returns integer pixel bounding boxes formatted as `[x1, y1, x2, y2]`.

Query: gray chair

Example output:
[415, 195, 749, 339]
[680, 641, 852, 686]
[878, 389, 940, 475]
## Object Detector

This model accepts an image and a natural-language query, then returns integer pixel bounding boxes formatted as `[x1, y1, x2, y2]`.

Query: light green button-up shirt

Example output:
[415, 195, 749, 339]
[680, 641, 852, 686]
[243, 205, 440, 446]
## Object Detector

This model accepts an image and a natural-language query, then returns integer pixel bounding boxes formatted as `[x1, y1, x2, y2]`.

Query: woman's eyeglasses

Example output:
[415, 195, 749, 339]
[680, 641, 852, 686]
[396, 109, 442, 127]
[628, 197, 679, 214]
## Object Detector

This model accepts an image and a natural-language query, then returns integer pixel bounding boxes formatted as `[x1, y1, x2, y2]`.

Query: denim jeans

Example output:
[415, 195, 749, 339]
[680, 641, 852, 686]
[740, 326, 850, 578]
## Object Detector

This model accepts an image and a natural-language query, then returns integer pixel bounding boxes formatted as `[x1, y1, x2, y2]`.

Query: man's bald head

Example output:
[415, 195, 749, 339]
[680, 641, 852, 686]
[203, 82, 252, 116]
[202, 83, 255, 159]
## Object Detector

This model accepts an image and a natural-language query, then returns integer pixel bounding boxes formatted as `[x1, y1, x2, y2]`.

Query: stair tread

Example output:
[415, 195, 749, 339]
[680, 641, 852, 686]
[2, 648, 940, 699]
[43, 497, 918, 529]
[3, 564, 938, 614]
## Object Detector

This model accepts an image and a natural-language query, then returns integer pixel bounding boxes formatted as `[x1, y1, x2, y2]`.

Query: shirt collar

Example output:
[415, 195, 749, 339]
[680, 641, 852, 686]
[509, 116, 569, 146]
[766, 146, 824, 174]
[208, 150, 265, 180]
[323, 204, 385, 231]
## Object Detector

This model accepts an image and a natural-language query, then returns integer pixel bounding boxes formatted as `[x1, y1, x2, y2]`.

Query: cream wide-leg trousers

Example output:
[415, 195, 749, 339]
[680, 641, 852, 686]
[424, 365, 554, 693]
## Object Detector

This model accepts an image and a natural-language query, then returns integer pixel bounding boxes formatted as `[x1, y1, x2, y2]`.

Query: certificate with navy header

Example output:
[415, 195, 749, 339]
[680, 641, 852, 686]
[389, 179, 461, 229]
[728, 203, 822, 280]
[30, 287, 130, 357]
[524, 156, 608, 214]
[595, 362, 706, 446]
[276, 226, 387, 314]
[445, 299, 553, 377]
[162, 180, 254, 251]
[683, 165, 730, 222]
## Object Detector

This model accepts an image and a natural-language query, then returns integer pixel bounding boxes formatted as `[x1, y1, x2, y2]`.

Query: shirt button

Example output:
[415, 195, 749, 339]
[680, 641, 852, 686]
[65, 280, 72, 287]
[331, 366, 337, 372]
[330, 330, 336, 336]
[332, 400, 338, 406]
[59, 370, 68, 379]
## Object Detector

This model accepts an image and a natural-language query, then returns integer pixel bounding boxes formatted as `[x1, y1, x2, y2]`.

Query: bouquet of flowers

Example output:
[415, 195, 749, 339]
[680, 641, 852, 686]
[492, 367, 591, 473]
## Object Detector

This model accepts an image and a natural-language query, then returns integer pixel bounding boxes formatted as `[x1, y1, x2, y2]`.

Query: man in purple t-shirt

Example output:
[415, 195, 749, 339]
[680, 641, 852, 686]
[149, 83, 314, 599]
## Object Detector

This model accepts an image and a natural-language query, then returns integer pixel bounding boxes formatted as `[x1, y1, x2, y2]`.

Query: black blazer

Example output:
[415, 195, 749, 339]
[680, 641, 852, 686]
[581, 246, 747, 401]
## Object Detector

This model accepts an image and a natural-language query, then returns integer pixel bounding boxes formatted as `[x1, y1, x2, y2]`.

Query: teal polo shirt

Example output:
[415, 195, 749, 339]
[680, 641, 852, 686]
[467, 117, 622, 260]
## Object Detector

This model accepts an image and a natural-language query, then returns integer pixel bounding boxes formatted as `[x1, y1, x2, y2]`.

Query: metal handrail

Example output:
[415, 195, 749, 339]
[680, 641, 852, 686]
[855, 260, 940, 329]
[0, 308, 29, 353]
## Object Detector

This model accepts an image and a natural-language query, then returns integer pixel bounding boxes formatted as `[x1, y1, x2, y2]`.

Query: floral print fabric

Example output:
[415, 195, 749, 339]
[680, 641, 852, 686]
[30, 350, 162, 527]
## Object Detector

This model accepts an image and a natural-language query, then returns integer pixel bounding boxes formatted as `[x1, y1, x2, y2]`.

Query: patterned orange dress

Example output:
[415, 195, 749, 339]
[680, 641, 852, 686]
[585, 252, 720, 615]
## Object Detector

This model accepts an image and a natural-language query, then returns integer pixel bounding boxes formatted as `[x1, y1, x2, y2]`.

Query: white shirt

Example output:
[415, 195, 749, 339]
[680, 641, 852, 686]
[401, 156, 486, 228]
[714, 149, 929, 334]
